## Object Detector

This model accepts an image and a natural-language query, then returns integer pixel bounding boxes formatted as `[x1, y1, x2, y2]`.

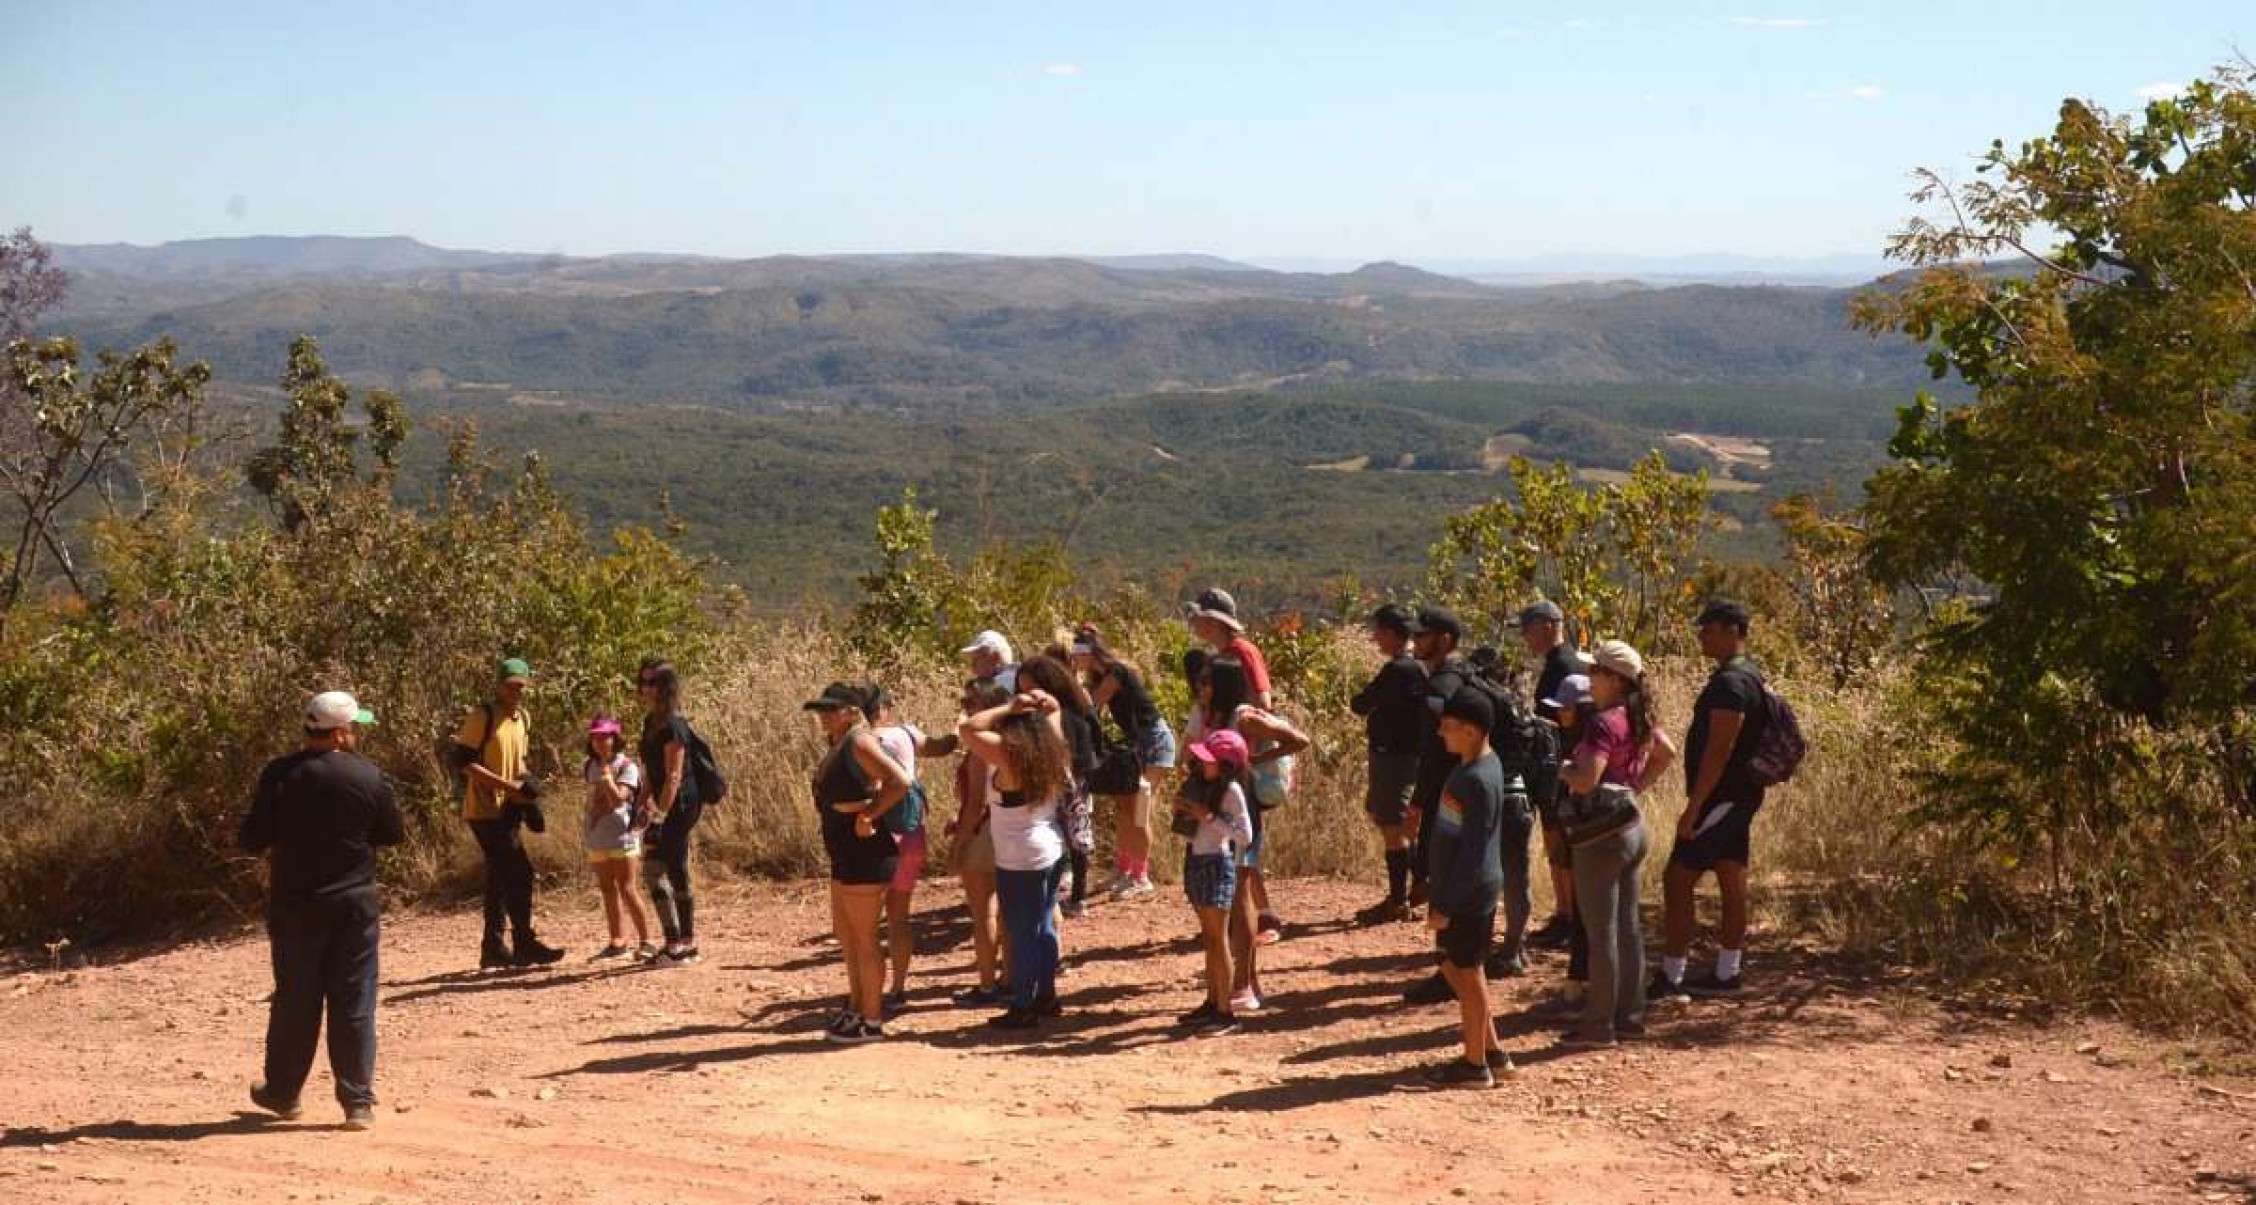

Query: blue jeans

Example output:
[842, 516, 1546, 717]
[264, 888, 380, 1106]
[996, 861, 1063, 1010]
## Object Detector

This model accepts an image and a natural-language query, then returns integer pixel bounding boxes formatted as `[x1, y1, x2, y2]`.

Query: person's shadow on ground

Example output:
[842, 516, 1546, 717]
[0, 1112, 350, 1145]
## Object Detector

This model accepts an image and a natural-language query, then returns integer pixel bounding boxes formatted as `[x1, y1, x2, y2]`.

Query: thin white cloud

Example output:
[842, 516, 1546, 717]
[1731, 16, 1828, 29]
[1849, 84, 1885, 101]
[1562, 18, 1593, 29]
[1041, 63, 1082, 77]
[2135, 81, 2183, 101]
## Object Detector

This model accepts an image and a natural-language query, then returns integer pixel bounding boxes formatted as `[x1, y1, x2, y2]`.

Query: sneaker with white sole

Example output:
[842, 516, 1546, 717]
[1229, 990, 1262, 1014]
[826, 1018, 885, 1045]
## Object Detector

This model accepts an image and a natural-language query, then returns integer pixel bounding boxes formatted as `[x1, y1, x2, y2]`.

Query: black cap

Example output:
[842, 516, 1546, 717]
[1518, 600, 1565, 627]
[1370, 603, 1413, 635]
[1694, 599, 1752, 633]
[802, 681, 866, 712]
[1407, 605, 1463, 643]
[1441, 686, 1495, 734]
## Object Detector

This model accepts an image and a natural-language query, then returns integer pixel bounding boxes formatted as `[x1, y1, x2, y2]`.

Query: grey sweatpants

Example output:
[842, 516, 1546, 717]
[1571, 818, 1649, 1041]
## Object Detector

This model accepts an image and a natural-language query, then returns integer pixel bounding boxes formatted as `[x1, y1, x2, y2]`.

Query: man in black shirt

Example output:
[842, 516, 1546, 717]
[1656, 600, 1771, 1000]
[1351, 604, 1428, 923]
[1520, 600, 1583, 949]
[1402, 605, 1471, 1005]
[239, 691, 403, 1130]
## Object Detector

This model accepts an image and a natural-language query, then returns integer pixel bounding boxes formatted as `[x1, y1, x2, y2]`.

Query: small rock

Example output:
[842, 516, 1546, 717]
[504, 1113, 544, 1129]
[471, 1086, 509, 1100]
[2074, 1041, 2101, 1055]
[1989, 1052, 2013, 1069]
[535, 1086, 558, 1102]
[393, 1102, 414, 1114]
[1971, 1117, 1994, 1133]
[1967, 1161, 1993, 1173]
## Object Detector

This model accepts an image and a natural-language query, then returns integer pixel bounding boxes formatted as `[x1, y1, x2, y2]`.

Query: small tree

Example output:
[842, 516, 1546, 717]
[245, 335, 409, 531]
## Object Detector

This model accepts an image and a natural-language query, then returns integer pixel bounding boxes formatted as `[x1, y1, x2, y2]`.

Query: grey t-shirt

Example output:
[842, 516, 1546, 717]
[1429, 750, 1505, 916]
[583, 754, 644, 854]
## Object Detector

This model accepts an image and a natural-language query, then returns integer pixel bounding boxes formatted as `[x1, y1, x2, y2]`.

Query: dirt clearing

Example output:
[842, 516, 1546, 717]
[2, 879, 2249, 1204]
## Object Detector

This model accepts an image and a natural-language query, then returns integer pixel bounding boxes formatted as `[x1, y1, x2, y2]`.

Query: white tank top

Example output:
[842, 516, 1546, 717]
[988, 790, 1063, 871]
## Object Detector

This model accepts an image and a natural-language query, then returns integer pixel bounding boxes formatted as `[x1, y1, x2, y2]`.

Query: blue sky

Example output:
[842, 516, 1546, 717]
[2, 1, 2243, 261]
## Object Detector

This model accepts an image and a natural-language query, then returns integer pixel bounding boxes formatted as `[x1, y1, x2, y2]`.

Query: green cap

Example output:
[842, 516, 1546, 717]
[499, 657, 533, 683]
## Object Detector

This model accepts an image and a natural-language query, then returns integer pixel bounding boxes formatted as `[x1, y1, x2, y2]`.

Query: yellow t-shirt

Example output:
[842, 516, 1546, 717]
[456, 704, 531, 821]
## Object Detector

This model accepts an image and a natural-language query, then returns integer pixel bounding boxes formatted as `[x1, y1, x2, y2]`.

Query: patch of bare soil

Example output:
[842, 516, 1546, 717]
[2, 879, 2250, 1204]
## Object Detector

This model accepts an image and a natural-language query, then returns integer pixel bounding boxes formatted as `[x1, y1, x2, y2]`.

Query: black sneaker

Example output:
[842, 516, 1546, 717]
[1355, 898, 1412, 925]
[1484, 951, 1528, 979]
[1484, 1048, 1516, 1074]
[1176, 1000, 1219, 1027]
[1685, 970, 1742, 997]
[1647, 972, 1690, 1003]
[589, 943, 632, 963]
[881, 989, 909, 1016]
[248, 1082, 302, 1120]
[1193, 1012, 1241, 1037]
[953, 985, 1007, 1008]
[1422, 1059, 1495, 1089]
[1527, 915, 1575, 949]
[479, 940, 513, 970]
[1032, 994, 1062, 1018]
[512, 938, 566, 967]
[342, 1102, 376, 1131]
[826, 1018, 885, 1045]
[1403, 972, 1454, 1006]
[986, 1007, 1040, 1030]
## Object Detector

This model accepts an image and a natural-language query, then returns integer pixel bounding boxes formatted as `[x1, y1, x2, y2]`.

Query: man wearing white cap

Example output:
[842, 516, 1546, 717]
[239, 691, 403, 1131]
[961, 630, 1018, 693]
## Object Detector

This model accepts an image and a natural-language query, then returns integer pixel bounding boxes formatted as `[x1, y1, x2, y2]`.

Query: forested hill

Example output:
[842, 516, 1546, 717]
[51, 237, 1929, 409]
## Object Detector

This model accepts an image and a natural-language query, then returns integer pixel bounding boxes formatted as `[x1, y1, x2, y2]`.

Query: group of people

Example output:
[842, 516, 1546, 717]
[237, 587, 1782, 1125]
[1348, 596, 1778, 1085]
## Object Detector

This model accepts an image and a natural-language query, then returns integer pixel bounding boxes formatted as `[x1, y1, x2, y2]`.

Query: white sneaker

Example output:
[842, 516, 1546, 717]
[1121, 877, 1156, 900]
[1230, 990, 1262, 1014]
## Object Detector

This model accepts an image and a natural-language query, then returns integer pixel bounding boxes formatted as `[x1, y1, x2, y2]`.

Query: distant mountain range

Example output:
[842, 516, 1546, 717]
[46, 235, 1927, 408]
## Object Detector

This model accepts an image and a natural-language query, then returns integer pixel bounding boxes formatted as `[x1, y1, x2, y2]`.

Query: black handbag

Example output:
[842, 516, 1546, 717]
[1089, 742, 1145, 797]
[1558, 783, 1640, 846]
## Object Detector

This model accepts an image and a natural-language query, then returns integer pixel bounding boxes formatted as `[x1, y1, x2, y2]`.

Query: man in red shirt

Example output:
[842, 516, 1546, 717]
[1186, 587, 1272, 709]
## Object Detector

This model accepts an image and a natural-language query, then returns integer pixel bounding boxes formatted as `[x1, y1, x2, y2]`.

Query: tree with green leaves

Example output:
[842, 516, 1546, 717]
[245, 336, 409, 531]
[1853, 63, 2256, 821]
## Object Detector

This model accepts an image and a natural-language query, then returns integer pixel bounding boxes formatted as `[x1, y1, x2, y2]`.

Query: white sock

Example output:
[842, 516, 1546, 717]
[1715, 949, 1743, 980]
[1661, 955, 1687, 984]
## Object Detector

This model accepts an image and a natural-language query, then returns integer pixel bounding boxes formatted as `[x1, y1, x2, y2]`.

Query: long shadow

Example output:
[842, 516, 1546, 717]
[586, 1022, 752, 1046]
[0, 1113, 348, 1146]
[540, 1035, 838, 1078]
[1057, 935, 1202, 966]
[384, 966, 534, 989]
[1133, 1067, 1416, 1115]
[385, 964, 636, 1005]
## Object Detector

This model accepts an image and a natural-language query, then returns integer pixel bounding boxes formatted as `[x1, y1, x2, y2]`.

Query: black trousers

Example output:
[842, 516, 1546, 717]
[263, 889, 380, 1107]
[643, 798, 703, 943]
[469, 816, 536, 945]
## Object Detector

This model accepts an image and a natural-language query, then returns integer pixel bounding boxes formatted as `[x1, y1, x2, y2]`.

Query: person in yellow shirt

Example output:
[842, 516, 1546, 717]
[456, 658, 563, 969]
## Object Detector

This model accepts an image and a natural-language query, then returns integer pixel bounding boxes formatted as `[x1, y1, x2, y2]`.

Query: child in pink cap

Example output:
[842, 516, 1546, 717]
[583, 713, 654, 960]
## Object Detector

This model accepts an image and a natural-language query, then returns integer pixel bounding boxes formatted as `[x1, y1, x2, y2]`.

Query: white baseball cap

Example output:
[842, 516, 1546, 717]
[306, 690, 376, 731]
[1590, 640, 1646, 682]
[959, 630, 1013, 661]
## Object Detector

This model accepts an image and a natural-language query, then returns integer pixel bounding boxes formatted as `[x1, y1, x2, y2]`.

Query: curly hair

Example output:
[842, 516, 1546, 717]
[999, 711, 1071, 802]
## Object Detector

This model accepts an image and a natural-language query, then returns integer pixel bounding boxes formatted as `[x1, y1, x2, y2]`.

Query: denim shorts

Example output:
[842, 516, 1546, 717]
[1237, 823, 1266, 870]
[1138, 722, 1179, 771]
[1183, 851, 1238, 911]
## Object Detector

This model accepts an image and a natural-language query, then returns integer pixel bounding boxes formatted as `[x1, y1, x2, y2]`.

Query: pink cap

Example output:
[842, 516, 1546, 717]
[1188, 728, 1250, 770]
[587, 716, 623, 737]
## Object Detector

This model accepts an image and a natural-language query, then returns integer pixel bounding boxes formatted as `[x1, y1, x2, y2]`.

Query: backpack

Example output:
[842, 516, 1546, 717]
[1745, 679, 1807, 788]
[441, 702, 501, 792]
[1462, 663, 1555, 799]
[683, 721, 729, 806]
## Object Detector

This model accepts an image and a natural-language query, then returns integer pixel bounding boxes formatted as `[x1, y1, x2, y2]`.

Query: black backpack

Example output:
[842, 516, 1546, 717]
[1462, 660, 1557, 798]
[683, 721, 729, 806]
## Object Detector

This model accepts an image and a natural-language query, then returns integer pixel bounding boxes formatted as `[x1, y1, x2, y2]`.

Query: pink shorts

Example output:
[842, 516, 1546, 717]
[890, 830, 928, 893]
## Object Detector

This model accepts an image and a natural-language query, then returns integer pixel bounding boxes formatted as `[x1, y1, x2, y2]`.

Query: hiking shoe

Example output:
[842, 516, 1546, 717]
[1423, 1059, 1495, 1089]
[1685, 970, 1742, 997]
[953, 985, 1007, 1008]
[1484, 951, 1528, 979]
[1355, 898, 1413, 925]
[342, 1102, 376, 1131]
[1647, 972, 1690, 1003]
[1485, 1049, 1518, 1076]
[660, 944, 702, 966]
[881, 989, 909, 1016]
[631, 942, 662, 962]
[248, 1082, 302, 1120]
[589, 943, 632, 963]
[986, 1007, 1041, 1030]
[512, 939, 566, 968]
[1402, 972, 1454, 1006]
[1177, 1000, 1220, 1027]
[1193, 1012, 1241, 1038]
[1527, 914, 1575, 949]
[826, 1018, 885, 1045]
[1255, 914, 1284, 944]
[479, 941, 513, 970]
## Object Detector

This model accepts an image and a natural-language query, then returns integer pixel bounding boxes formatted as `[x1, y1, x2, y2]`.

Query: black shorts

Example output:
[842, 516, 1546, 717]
[1670, 798, 1760, 871]
[1436, 909, 1496, 970]
[1364, 752, 1420, 826]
